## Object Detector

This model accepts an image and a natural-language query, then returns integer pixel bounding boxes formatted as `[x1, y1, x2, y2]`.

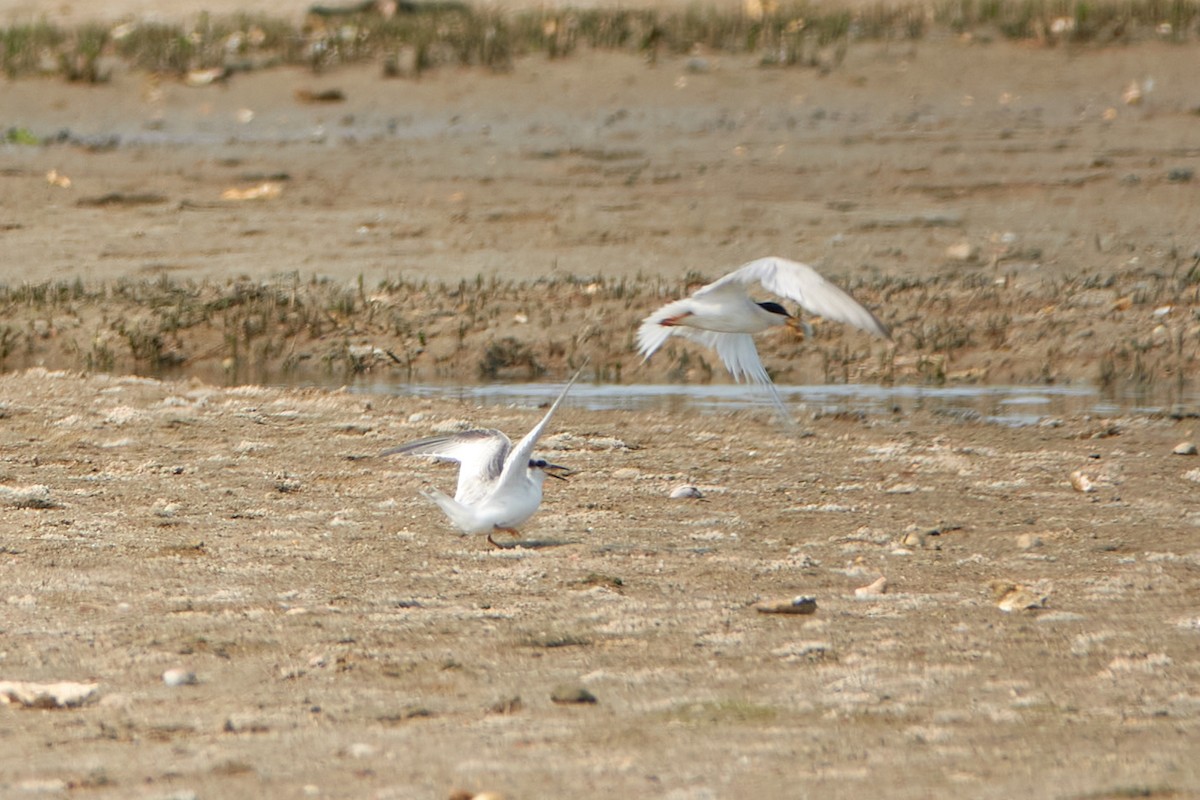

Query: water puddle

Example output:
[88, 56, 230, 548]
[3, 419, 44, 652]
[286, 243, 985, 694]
[345, 379, 1199, 427]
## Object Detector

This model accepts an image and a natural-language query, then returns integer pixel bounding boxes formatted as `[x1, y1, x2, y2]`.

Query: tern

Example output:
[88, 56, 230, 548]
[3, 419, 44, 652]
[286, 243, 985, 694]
[385, 368, 582, 548]
[637, 256, 891, 421]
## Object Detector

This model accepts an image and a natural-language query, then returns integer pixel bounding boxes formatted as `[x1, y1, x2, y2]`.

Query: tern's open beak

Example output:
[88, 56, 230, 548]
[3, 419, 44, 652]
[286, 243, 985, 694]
[542, 463, 572, 481]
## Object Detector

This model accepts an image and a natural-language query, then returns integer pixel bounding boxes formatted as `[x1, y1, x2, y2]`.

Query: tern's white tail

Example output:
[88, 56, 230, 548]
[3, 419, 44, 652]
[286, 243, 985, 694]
[420, 487, 479, 534]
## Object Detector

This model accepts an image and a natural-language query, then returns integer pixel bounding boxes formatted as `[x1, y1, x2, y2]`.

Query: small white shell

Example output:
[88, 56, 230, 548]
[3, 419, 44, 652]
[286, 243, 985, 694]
[854, 576, 888, 597]
[670, 485, 703, 499]
[1069, 470, 1096, 493]
[162, 669, 198, 687]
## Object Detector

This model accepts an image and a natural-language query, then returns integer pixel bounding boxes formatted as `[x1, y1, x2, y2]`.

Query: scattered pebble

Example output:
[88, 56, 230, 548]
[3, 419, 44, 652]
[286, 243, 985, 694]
[1037, 611, 1086, 624]
[945, 241, 977, 262]
[611, 467, 640, 480]
[162, 668, 198, 687]
[1016, 533, 1043, 550]
[449, 791, 507, 800]
[45, 169, 71, 188]
[224, 714, 270, 733]
[1069, 470, 1096, 493]
[487, 696, 522, 715]
[345, 742, 378, 759]
[220, 182, 283, 201]
[754, 595, 818, 615]
[1172, 441, 1197, 456]
[1121, 79, 1142, 105]
[854, 576, 888, 597]
[295, 88, 346, 104]
[550, 684, 597, 705]
[0, 484, 55, 509]
[670, 485, 703, 499]
[18, 779, 68, 793]
[0, 680, 100, 708]
[185, 67, 226, 86]
[990, 580, 1049, 612]
[901, 527, 941, 550]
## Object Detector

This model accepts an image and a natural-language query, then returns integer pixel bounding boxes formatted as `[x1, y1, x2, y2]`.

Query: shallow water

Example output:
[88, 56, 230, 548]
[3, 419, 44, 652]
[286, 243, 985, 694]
[346, 378, 1200, 426]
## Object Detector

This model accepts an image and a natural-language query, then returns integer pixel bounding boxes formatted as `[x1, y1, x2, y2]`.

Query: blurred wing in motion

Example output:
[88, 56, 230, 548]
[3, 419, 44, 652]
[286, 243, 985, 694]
[384, 429, 510, 505]
[704, 256, 891, 339]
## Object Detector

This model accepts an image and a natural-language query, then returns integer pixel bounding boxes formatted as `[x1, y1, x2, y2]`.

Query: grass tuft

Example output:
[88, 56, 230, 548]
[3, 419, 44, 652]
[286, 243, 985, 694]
[2, 0, 1197, 81]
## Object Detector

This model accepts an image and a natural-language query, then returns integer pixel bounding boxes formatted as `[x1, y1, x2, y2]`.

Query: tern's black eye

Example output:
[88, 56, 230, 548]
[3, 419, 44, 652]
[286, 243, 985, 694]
[530, 459, 547, 468]
[756, 301, 791, 317]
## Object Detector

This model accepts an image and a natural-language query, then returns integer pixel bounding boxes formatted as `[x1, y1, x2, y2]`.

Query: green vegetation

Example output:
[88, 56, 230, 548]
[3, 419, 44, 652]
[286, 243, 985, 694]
[0, 0, 1196, 82]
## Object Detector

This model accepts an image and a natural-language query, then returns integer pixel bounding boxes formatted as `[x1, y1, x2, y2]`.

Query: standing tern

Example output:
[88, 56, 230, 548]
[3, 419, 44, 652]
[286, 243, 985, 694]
[384, 368, 582, 548]
[637, 256, 891, 421]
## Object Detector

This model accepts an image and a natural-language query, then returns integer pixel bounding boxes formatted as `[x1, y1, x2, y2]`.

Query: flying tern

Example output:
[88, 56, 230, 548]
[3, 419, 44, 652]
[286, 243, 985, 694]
[385, 368, 582, 547]
[637, 256, 891, 421]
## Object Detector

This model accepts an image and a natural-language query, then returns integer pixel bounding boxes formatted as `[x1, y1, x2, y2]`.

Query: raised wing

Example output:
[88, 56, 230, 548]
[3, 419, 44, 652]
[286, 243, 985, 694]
[495, 367, 585, 490]
[383, 429, 510, 505]
[703, 256, 891, 340]
[674, 329, 791, 421]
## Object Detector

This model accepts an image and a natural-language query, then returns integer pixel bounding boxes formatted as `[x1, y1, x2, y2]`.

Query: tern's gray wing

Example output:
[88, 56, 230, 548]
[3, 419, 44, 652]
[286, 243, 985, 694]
[703, 256, 891, 340]
[495, 367, 584, 491]
[383, 429, 511, 505]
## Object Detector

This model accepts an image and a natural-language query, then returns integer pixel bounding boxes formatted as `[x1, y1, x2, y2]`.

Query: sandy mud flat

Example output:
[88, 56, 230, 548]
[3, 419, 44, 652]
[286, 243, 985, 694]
[1, 3, 1199, 796]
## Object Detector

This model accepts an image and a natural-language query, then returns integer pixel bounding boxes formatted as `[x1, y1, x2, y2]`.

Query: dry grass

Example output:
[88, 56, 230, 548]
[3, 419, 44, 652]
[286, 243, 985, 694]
[1, 0, 1198, 82]
[0, 270, 1195, 402]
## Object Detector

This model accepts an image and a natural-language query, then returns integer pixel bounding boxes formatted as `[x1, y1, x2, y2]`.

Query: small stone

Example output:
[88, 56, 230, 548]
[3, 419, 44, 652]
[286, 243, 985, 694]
[754, 595, 818, 615]
[945, 241, 978, 262]
[854, 576, 888, 597]
[223, 713, 270, 733]
[18, 779, 69, 793]
[162, 668, 198, 687]
[670, 485, 703, 499]
[990, 580, 1049, 612]
[612, 467, 640, 480]
[1121, 79, 1142, 105]
[885, 483, 920, 495]
[0, 484, 55, 509]
[771, 640, 832, 661]
[0, 680, 99, 708]
[550, 684, 597, 705]
[487, 696, 522, 715]
[346, 742, 378, 759]
[1069, 470, 1096, 493]
[901, 527, 941, 550]
[1016, 533, 1043, 550]
[1172, 441, 1197, 456]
